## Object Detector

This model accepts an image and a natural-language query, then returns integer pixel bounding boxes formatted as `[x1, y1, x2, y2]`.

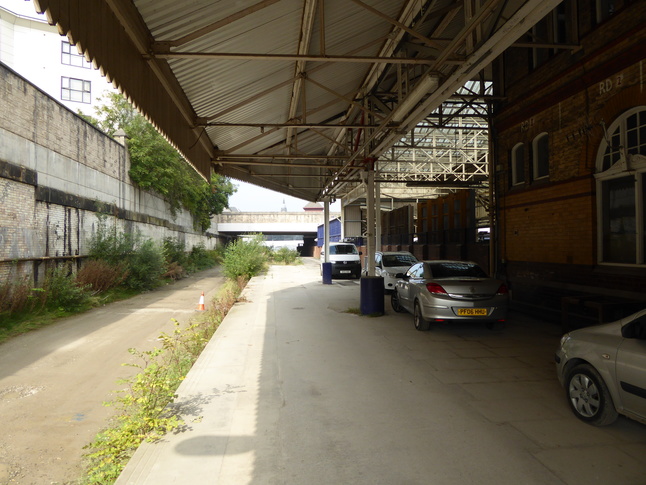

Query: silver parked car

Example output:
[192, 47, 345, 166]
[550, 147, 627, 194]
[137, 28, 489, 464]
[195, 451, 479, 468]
[555, 309, 646, 426]
[391, 260, 509, 331]
[364, 251, 418, 293]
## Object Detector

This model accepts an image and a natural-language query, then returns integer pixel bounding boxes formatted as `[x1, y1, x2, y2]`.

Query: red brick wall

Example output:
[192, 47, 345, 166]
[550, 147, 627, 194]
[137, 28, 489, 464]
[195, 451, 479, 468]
[492, 1, 646, 306]
[498, 177, 595, 265]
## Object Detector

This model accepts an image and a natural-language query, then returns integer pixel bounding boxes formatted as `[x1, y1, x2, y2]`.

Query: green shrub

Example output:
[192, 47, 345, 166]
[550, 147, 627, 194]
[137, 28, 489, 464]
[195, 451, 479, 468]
[43, 266, 91, 312]
[187, 243, 218, 271]
[211, 244, 226, 264]
[88, 217, 165, 291]
[89, 217, 137, 265]
[270, 246, 300, 264]
[162, 237, 187, 267]
[124, 239, 165, 291]
[221, 235, 268, 280]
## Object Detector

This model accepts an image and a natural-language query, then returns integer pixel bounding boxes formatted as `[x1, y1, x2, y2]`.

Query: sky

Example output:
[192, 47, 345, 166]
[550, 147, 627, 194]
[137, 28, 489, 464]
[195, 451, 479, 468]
[1, 1, 41, 18]
[227, 180, 340, 213]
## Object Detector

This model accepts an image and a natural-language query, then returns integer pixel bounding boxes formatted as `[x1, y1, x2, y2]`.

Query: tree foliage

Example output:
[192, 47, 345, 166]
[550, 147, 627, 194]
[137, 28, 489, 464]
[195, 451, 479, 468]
[85, 92, 236, 231]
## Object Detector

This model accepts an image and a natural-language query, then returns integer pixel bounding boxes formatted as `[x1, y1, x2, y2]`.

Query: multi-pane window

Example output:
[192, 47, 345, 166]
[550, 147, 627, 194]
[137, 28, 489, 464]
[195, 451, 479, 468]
[511, 142, 525, 185]
[533, 133, 549, 180]
[529, 1, 571, 70]
[553, 3, 569, 47]
[531, 21, 550, 68]
[596, 0, 616, 23]
[601, 176, 636, 263]
[601, 126, 622, 172]
[61, 41, 91, 68]
[61, 77, 91, 103]
[601, 108, 646, 170]
[626, 110, 646, 156]
[596, 107, 646, 265]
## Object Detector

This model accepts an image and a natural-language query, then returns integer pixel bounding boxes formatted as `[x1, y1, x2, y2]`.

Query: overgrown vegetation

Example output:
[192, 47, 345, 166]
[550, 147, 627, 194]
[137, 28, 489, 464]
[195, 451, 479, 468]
[82, 277, 245, 484]
[0, 231, 303, 481]
[0, 266, 97, 341]
[269, 245, 302, 265]
[220, 234, 302, 279]
[81, 236, 297, 483]
[81, 92, 236, 231]
[0, 218, 221, 344]
[221, 234, 270, 279]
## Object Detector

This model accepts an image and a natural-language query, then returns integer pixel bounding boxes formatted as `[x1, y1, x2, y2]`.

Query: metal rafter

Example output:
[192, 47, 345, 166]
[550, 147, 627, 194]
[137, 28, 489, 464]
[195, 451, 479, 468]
[320, 0, 564, 202]
[31, 0, 569, 205]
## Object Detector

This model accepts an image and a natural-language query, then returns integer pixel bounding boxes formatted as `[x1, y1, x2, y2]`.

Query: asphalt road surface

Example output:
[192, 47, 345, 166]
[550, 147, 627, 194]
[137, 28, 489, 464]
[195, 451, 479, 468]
[0, 267, 224, 484]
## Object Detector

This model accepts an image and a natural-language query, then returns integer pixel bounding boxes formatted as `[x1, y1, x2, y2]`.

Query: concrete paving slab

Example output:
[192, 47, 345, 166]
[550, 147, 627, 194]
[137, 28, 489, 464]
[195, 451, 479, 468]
[512, 418, 621, 448]
[534, 446, 645, 485]
[117, 259, 646, 485]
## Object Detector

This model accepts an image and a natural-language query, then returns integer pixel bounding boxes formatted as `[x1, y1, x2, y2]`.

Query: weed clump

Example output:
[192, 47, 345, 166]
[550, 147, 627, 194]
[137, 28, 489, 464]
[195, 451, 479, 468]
[0, 217, 220, 342]
[82, 278, 245, 484]
[269, 246, 301, 265]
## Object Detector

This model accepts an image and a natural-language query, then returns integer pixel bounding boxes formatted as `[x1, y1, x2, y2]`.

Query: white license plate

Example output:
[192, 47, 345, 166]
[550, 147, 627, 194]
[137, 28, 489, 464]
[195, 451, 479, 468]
[340, 270, 351, 274]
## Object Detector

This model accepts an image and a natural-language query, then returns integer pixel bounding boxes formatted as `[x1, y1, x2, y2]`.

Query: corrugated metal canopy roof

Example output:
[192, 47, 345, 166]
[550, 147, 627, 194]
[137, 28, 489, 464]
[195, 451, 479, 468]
[32, 0, 563, 203]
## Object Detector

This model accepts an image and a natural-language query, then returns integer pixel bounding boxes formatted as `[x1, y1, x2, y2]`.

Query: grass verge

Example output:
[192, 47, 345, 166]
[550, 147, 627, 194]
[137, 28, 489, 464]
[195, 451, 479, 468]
[0, 286, 140, 345]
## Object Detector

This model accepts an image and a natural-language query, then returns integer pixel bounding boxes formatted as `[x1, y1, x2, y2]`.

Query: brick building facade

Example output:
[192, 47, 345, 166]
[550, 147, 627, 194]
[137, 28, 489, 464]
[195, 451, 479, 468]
[492, 0, 646, 315]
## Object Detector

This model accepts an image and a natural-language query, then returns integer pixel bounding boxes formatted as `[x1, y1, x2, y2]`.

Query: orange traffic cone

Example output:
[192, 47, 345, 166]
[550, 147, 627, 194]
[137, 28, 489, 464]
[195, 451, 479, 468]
[197, 291, 205, 311]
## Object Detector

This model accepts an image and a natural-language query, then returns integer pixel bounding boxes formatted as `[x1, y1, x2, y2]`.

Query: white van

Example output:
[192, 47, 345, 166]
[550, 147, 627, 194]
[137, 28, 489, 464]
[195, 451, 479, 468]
[320, 242, 362, 279]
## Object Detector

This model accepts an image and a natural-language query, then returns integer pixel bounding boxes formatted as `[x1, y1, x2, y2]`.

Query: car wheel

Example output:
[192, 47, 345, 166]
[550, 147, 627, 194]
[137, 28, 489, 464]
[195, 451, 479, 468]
[391, 292, 406, 313]
[565, 363, 618, 426]
[413, 300, 430, 331]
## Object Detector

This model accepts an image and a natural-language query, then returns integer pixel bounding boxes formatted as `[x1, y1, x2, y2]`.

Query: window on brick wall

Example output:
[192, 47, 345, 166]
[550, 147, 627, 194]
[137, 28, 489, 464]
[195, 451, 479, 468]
[596, 0, 616, 23]
[511, 142, 525, 185]
[530, 20, 550, 69]
[596, 106, 646, 265]
[528, 2, 572, 70]
[553, 3, 569, 54]
[61, 41, 91, 68]
[532, 133, 550, 180]
[61, 77, 91, 103]
[593, 0, 636, 26]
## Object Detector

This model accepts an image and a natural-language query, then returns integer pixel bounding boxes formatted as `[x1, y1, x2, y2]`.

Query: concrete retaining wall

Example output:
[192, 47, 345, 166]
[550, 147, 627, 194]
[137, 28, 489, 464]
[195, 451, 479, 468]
[0, 63, 220, 284]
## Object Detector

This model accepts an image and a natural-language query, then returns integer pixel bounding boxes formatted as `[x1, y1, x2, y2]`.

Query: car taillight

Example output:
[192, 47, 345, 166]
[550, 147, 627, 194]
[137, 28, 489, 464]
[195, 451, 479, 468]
[497, 284, 509, 295]
[426, 282, 447, 294]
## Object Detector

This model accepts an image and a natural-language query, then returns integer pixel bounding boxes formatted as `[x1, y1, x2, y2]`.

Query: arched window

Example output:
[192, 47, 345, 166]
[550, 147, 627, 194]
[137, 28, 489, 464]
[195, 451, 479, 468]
[533, 133, 549, 180]
[511, 142, 525, 186]
[595, 107, 646, 265]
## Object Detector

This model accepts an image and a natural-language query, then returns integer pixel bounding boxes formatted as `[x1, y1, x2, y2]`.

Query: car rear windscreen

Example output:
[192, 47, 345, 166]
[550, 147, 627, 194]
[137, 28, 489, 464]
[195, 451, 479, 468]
[383, 255, 417, 266]
[429, 262, 487, 278]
